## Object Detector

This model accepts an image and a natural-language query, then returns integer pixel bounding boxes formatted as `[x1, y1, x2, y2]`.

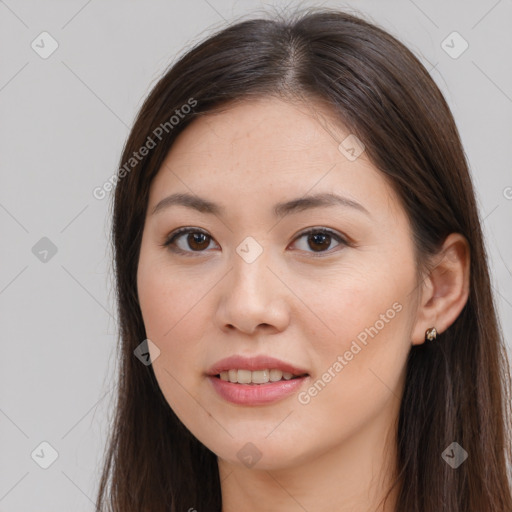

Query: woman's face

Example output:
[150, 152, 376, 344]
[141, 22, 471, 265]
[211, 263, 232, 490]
[137, 97, 420, 471]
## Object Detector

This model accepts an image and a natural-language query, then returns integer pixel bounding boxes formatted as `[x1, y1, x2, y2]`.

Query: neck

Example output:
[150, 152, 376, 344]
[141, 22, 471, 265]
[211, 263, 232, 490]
[218, 403, 401, 512]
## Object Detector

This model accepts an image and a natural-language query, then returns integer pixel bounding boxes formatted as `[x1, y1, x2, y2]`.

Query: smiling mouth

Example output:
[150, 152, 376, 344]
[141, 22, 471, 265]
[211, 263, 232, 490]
[214, 369, 309, 385]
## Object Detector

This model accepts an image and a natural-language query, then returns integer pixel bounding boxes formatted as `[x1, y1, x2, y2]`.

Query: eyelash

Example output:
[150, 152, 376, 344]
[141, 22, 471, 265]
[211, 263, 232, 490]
[160, 227, 350, 258]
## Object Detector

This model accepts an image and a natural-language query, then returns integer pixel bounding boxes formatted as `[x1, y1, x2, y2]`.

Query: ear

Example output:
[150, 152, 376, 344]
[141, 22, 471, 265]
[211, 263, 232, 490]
[411, 233, 470, 346]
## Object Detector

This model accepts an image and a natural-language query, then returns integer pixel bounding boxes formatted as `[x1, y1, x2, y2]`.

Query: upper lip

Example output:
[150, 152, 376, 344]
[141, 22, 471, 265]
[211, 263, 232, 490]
[207, 355, 309, 376]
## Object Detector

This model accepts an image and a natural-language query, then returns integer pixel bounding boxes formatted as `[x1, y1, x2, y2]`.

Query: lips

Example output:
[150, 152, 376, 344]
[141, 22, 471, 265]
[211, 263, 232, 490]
[206, 354, 309, 377]
[206, 355, 310, 405]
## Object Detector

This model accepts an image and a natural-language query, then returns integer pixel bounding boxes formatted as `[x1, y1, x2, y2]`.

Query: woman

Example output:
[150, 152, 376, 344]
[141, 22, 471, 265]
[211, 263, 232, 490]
[96, 7, 512, 511]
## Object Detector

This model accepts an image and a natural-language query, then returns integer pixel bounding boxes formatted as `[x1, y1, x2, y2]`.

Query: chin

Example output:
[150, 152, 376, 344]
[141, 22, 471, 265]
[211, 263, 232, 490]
[208, 436, 310, 472]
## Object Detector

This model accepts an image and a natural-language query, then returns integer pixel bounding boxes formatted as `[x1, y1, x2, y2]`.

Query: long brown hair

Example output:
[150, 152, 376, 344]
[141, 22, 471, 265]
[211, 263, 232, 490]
[97, 7, 512, 511]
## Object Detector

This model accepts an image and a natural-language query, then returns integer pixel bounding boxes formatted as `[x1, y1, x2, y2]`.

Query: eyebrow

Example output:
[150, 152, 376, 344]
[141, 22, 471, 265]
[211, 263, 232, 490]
[151, 192, 370, 218]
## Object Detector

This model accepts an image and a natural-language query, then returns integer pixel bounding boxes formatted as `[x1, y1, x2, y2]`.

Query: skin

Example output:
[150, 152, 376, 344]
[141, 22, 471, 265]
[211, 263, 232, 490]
[136, 97, 470, 512]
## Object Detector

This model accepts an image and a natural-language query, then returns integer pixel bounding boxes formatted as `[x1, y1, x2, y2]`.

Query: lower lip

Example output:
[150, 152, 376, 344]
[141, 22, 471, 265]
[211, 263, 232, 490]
[208, 375, 309, 405]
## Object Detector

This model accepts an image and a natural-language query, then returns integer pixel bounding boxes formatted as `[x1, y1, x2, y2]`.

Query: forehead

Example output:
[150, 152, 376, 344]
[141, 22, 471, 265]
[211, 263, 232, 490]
[149, 97, 402, 222]
[163, 97, 347, 170]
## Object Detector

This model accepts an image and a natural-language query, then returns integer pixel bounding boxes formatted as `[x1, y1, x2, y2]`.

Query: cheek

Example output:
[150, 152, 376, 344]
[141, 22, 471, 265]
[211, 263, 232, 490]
[137, 254, 213, 387]
[138, 263, 210, 425]
[299, 258, 412, 352]
[301, 254, 415, 388]
[302, 266, 414, 422]
[138, 252, 204, 341]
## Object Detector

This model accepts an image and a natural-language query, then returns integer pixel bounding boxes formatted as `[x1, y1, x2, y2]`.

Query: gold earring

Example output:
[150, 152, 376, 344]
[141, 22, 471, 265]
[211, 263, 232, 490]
[425, 327, 437, 341]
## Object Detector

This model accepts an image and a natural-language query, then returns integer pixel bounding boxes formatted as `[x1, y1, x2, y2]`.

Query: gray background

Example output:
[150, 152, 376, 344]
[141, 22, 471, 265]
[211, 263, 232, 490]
[1, 0, 511, 509]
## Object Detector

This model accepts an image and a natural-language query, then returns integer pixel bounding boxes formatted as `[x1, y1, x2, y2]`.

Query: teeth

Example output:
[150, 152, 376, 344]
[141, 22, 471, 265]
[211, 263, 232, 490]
[269, 369, 283, 382]
[237, 369, 252, 384]
[218, 369, 301, 384]
[251, 369, 269, 384]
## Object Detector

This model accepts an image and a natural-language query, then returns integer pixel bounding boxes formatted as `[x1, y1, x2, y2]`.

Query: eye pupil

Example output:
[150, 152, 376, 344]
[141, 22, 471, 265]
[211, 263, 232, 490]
[188, 232, 209, 250]
[309, 233, 331, 252]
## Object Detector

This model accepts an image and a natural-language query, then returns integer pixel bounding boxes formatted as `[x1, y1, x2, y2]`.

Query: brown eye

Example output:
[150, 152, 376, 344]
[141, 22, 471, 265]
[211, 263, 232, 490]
[186, 232, 210, 251]
[307, 232, 332, 252]
[291, 228, 347, 256]
[163, 228, 216, 255]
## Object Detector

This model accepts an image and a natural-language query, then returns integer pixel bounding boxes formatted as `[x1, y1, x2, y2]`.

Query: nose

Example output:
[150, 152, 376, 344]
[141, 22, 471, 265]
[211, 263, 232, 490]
[214, 252, 290, 336]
